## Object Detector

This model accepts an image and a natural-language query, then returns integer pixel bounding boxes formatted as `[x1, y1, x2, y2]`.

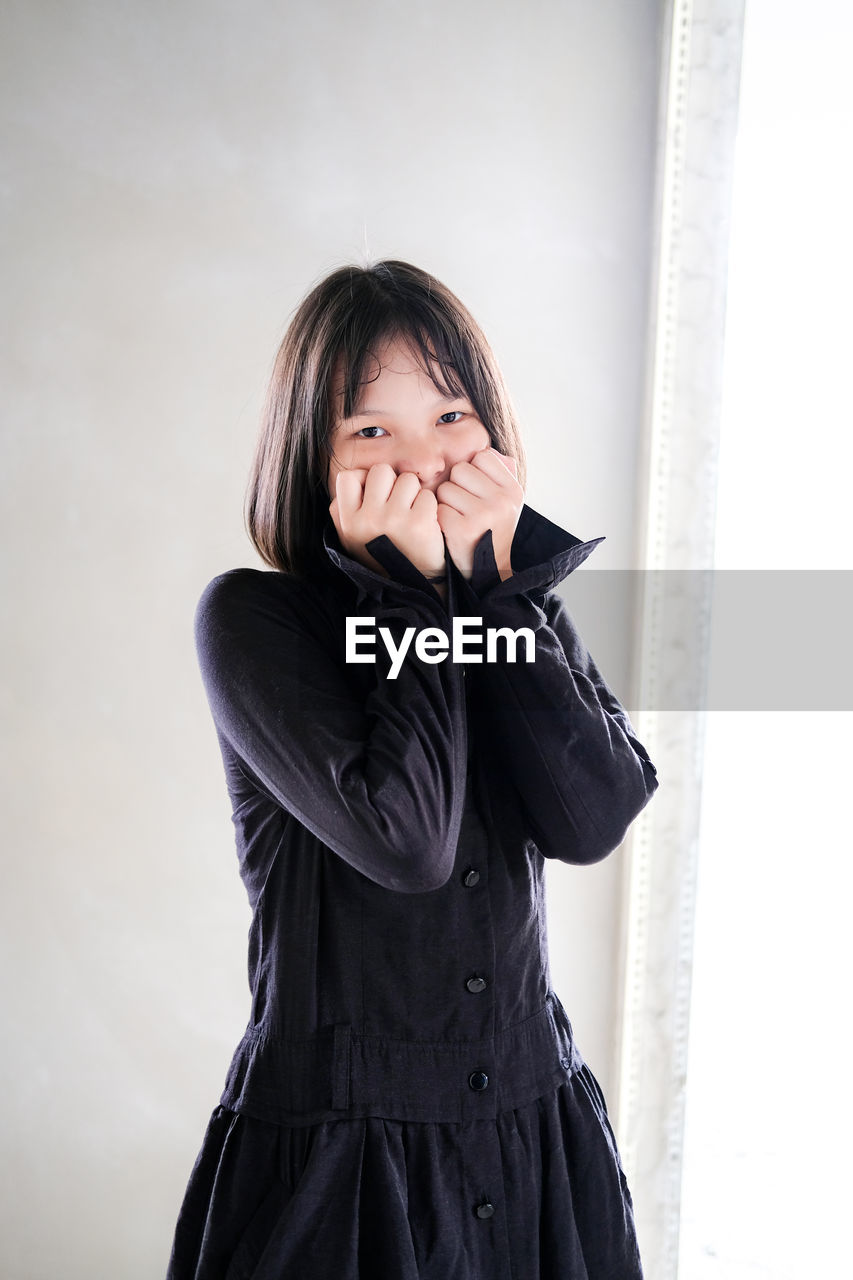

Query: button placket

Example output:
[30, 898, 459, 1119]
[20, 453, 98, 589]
[455, 786, 502, 1245]
[461, 878, 491, 1094]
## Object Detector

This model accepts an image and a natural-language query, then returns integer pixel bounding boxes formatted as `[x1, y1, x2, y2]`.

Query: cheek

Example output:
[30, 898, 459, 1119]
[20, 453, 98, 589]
[464, 423, 492, 456]
[447, 424, 490, 469]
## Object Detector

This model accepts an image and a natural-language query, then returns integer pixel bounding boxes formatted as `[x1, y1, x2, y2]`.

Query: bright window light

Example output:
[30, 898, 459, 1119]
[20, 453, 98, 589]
[678, 1, 853, 1276]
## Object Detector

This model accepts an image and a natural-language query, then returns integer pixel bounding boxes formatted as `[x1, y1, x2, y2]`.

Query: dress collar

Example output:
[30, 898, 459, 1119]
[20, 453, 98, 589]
[321, 504, 604, 606]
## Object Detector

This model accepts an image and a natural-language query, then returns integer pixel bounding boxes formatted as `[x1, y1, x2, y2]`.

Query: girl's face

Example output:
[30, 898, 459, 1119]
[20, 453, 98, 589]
[325, 336, 491, 498]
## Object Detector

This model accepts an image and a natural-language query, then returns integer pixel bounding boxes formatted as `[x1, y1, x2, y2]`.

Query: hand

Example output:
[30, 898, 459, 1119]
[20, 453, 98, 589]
[330, 463, 446, 580]
[436, 447, 524, 581]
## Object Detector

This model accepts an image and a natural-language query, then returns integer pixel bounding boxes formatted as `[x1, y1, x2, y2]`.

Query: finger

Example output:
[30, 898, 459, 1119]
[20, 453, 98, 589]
[470, 447, 518, 485]
[436, 503, 467, 538]
[411, 486, 439, 517]
[435, 478, 483, 515]
[446, 459, 497, 500]
[387, 470, 422, 511]
[335, 468, 368, 515]
[361, 462, 397, 510]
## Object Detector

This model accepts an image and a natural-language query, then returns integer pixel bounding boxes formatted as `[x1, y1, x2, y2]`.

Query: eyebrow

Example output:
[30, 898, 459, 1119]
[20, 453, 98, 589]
[349, 394, 467, 418]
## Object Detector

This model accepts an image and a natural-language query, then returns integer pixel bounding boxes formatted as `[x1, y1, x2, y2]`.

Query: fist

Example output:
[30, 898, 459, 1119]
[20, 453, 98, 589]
[436, 447, 523, 580]
[330, 463, 446, 580]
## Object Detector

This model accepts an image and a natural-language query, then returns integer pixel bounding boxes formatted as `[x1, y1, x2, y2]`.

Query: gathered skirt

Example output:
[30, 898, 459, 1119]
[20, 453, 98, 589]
[165, 1059, 643, 1280]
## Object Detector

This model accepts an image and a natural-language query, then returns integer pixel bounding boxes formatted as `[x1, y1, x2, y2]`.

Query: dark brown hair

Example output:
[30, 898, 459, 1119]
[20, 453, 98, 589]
[244, 260, 527, 575]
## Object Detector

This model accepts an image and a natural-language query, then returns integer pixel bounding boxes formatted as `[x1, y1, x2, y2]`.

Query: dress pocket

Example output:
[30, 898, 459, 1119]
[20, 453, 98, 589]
[224, 1176, 290, 1280]
[571, 1059, 638, 1214]
[223, 1121, 319, 1280]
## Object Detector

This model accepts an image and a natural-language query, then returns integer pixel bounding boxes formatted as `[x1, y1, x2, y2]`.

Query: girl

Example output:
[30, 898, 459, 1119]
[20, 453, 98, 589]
[166, 260, 658, 1280]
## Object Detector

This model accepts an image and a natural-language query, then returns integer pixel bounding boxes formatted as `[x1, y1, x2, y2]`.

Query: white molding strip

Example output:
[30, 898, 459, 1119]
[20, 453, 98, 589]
[614, 3, 746, 1277]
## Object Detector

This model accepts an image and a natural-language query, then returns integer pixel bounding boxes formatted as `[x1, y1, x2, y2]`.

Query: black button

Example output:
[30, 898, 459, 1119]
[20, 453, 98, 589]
[475, 1201, 495, 1220]
[466, 975, 487, 994]
[462, 868, 480, 887]
[468, 1070, 489, 1091]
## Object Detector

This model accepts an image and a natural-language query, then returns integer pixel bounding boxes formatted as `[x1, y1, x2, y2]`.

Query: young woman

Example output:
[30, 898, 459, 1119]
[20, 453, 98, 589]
[166, 260, 658, 1280]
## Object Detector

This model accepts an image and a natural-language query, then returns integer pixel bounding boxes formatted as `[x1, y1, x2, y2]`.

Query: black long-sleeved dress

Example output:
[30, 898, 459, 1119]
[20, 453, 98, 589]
[166, 504, 658, 1280]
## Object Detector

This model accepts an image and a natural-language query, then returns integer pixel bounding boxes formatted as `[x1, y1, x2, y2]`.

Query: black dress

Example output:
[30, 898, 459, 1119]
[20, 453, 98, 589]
[166, 504, 658, 1280]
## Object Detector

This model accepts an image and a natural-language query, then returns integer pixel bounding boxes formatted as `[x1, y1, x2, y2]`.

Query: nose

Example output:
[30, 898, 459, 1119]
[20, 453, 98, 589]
[396, 442, 447, 487]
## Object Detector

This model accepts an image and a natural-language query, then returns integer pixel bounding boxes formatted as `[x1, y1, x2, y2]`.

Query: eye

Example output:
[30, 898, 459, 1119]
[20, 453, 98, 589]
[438, 411, 466, 424]
[355, 425, 388, 439]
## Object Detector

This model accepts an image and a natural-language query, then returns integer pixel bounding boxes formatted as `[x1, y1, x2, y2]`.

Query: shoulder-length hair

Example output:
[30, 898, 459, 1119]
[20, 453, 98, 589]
[244, 260, 527, 576]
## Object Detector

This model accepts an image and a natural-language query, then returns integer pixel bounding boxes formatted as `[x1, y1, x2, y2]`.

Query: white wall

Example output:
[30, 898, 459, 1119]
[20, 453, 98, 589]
[0, 2, 662, 1275]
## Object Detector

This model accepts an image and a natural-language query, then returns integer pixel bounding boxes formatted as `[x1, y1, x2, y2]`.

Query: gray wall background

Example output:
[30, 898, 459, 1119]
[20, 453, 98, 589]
[0, 2, 662, 1275]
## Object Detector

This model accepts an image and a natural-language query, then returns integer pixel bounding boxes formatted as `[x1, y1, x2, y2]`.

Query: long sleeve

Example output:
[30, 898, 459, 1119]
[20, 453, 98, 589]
[193, 560, 468, 894]
[452, 506, 658, 866]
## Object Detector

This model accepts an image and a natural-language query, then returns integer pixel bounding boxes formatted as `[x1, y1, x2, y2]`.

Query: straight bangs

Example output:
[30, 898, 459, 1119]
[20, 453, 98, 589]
[335, 312, 476, 428]
[330, 272, 516, 461]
